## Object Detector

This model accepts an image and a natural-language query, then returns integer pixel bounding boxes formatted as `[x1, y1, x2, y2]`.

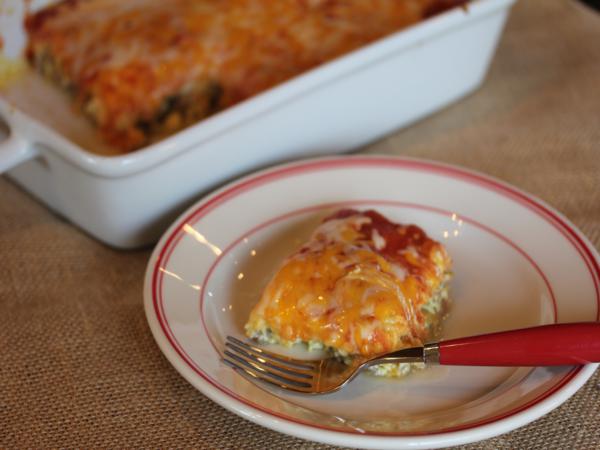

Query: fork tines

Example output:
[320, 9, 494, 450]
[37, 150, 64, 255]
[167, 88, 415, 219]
[223, 336, 318, 393]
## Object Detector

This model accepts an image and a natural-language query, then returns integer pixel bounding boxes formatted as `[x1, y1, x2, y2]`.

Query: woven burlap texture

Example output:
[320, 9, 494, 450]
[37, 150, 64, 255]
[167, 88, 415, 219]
[1, 0, 599, 448]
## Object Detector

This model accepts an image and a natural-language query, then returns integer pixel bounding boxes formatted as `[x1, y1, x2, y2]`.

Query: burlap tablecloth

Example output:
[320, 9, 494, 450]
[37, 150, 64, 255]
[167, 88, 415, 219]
[1, 0, 599, 447]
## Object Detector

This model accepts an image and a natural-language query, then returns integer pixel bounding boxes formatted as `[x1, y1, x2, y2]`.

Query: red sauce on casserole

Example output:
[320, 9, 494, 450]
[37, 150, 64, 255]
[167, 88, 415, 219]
[328, 209, 439, 274]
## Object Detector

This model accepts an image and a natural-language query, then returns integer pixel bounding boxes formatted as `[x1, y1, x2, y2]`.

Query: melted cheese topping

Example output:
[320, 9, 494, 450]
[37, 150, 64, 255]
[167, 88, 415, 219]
[246, 209, 451, 357]
[26, 0, 466, 151]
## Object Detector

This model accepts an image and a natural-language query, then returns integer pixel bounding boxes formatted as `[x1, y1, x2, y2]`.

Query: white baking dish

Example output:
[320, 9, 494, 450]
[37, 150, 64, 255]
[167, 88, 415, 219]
[0, 0, 515, 248]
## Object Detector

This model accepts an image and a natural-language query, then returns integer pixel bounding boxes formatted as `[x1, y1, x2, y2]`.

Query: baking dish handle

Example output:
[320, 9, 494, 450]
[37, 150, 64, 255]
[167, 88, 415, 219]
[0, 127, 38, 173]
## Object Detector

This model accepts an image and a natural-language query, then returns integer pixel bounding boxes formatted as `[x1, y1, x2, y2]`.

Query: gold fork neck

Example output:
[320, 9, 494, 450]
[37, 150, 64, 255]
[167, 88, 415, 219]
[366, 346, 424, 366]
[365, 343, 440, 366]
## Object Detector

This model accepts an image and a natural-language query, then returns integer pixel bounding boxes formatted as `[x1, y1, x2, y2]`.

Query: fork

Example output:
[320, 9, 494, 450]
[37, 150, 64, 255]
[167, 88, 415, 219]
[222, 322, 600, 394]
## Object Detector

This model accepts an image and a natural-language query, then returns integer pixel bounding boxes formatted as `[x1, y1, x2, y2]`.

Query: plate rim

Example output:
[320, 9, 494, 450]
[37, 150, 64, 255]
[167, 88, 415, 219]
[143, 155, 600, 449]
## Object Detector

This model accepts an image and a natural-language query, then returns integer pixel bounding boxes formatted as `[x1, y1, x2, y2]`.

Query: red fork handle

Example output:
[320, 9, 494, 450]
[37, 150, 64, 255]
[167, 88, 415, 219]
[437, 322, 600, 366]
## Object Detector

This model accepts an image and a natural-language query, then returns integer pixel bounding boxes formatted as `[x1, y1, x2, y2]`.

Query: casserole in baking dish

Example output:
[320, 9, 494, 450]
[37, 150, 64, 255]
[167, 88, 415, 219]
[0, 0, 516, 248]
[25, 0, 467, 152]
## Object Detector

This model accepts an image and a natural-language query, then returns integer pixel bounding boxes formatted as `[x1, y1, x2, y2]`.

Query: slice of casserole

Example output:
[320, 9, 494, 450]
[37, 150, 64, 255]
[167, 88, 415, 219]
[245, 209, 452, 377]
[25, 0, 466, 152]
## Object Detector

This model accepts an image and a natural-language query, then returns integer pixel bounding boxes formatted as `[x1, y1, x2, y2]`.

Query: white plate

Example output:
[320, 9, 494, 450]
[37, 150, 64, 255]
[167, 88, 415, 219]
[143, 156, 599, 449]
